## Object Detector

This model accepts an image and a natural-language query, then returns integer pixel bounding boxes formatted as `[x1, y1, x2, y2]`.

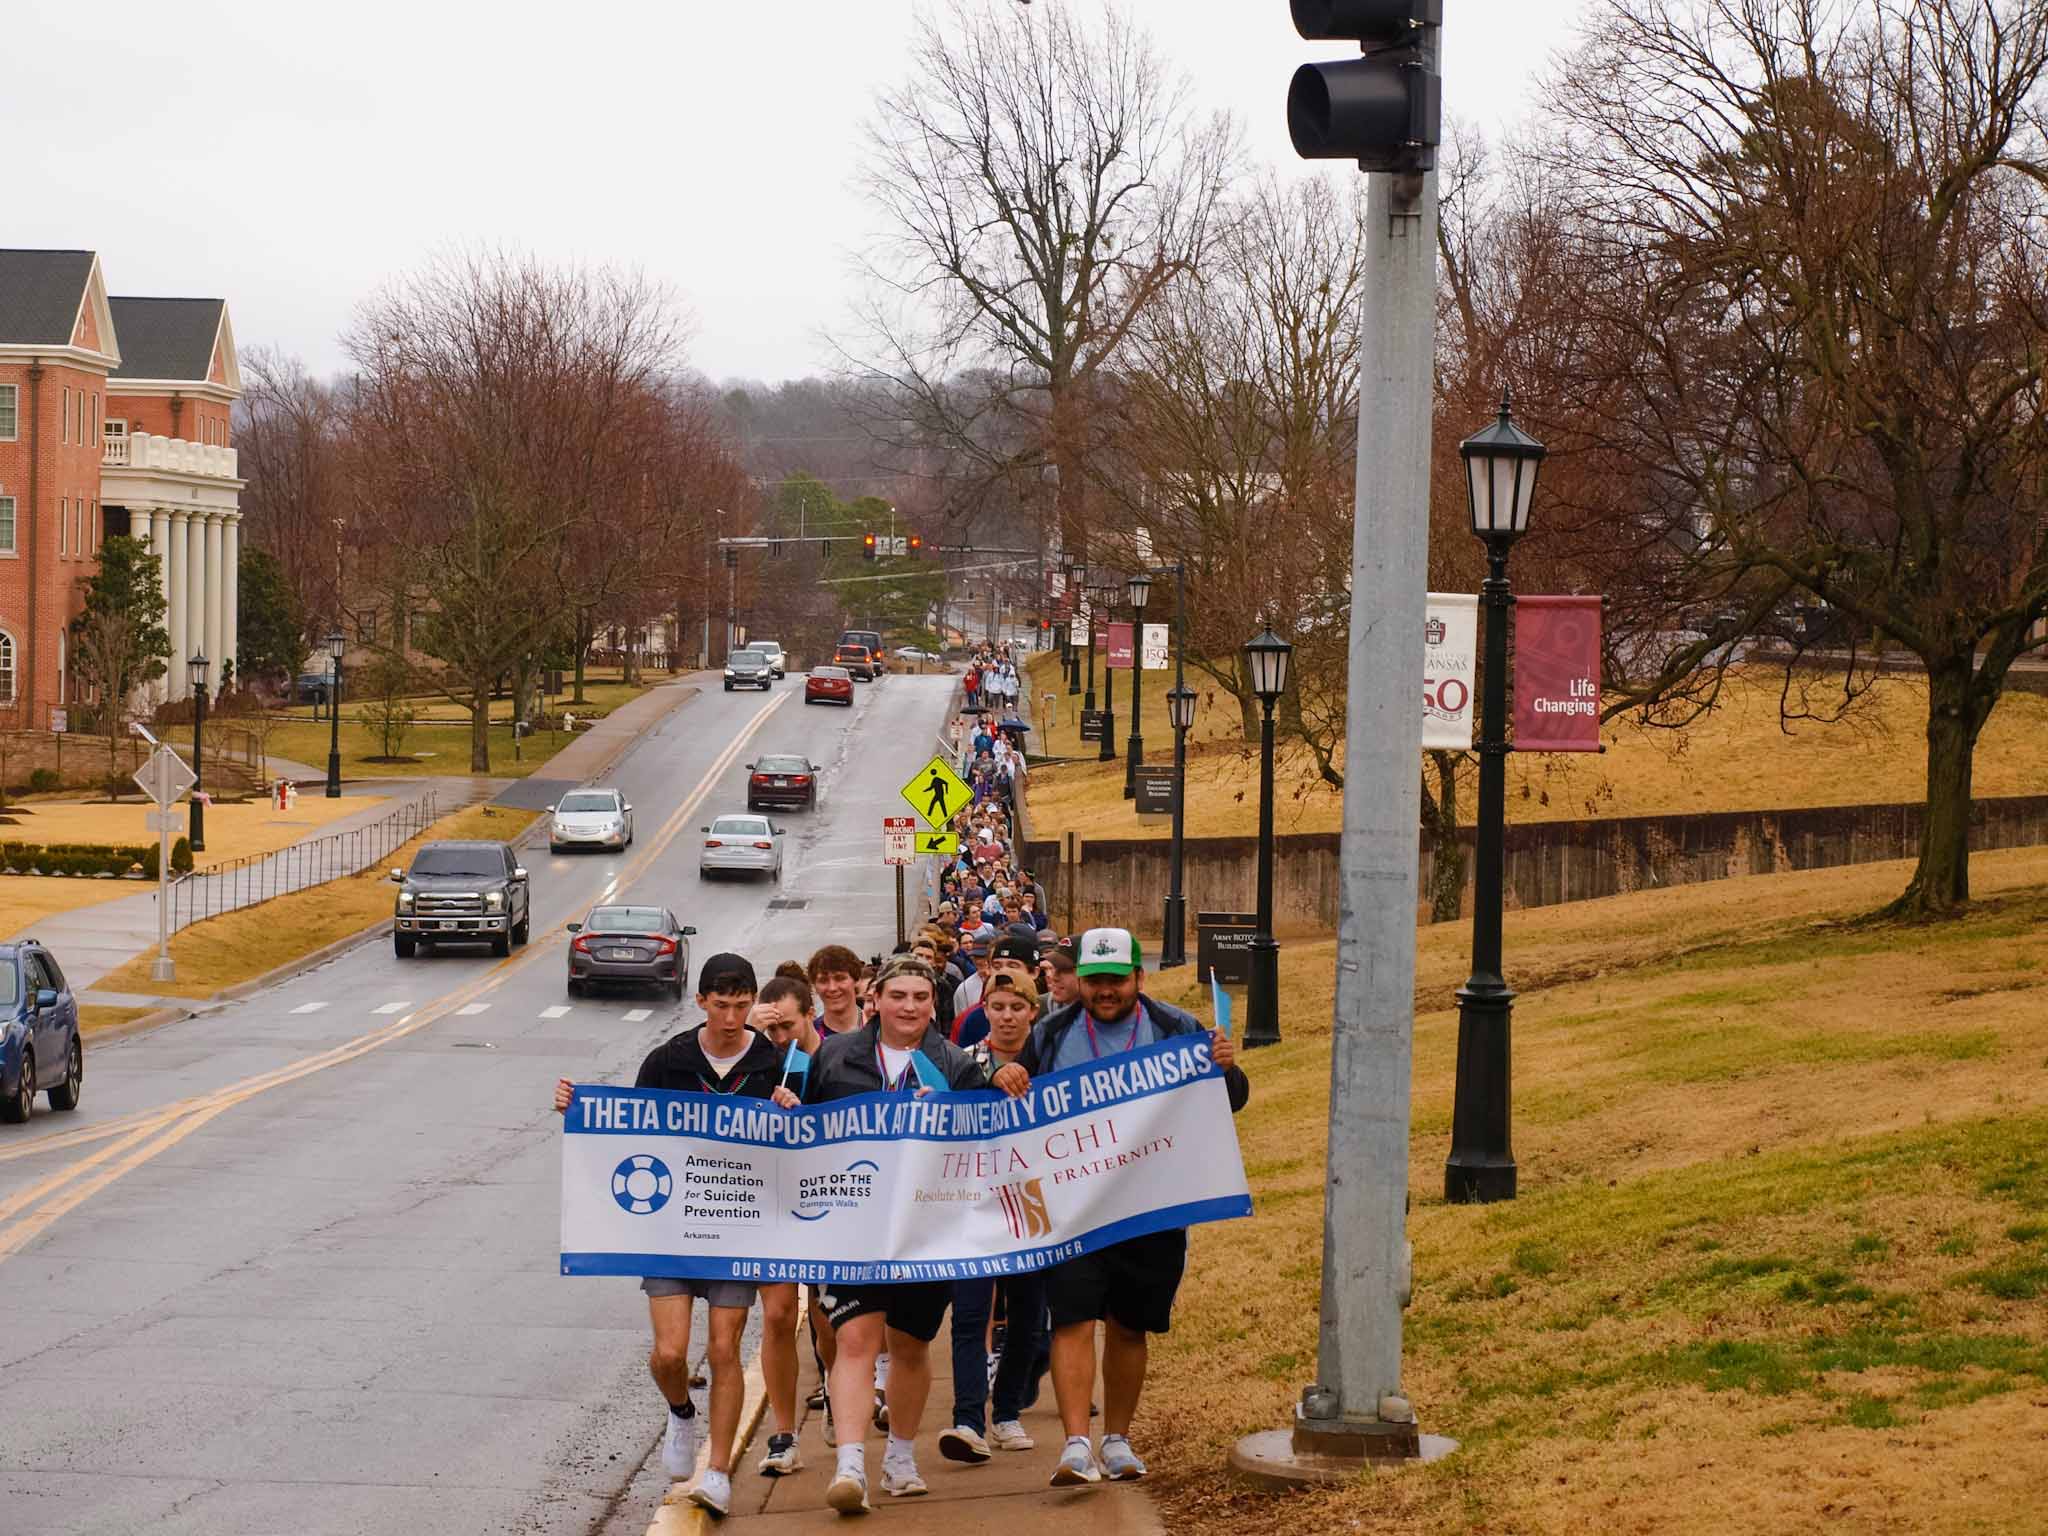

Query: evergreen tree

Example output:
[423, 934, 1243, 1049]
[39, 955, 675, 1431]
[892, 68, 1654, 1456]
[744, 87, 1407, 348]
[69, 535, 170, 787]
[236, 544, 306, 689]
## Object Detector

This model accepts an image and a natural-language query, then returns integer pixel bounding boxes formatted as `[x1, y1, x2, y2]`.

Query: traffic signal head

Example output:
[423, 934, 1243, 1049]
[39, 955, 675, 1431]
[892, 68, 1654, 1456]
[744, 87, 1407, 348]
[863, 532, 877, 561]
[908, 534, 922, 553]
[1287, 0, 1441, 173]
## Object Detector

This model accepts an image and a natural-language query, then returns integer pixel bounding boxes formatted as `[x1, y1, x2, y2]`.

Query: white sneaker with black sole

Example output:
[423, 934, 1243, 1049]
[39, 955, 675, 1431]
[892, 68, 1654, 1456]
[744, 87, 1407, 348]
[880, 1452, 928, 1497]
[1099, 1435, 1148, 1480]
[661, 1409, 701, 1480]
[758, 1432, 802, 1476]
[938, 1424, 991, 1463]
[1049, 1436, 1101, 1487]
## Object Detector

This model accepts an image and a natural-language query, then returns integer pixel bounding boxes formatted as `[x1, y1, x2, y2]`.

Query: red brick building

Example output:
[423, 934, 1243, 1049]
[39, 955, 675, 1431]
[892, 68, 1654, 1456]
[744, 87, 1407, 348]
[0, 249, 243, 728]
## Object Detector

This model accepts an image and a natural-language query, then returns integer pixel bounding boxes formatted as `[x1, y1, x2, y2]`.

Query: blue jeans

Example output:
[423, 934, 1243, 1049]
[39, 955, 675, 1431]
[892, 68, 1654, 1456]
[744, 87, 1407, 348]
[949, 1271, 1048, 1433]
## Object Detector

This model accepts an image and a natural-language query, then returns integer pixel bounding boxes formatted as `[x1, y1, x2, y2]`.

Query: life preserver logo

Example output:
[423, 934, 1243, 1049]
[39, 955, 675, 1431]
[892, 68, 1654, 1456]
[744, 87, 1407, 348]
[612, 1154, 673, 1215]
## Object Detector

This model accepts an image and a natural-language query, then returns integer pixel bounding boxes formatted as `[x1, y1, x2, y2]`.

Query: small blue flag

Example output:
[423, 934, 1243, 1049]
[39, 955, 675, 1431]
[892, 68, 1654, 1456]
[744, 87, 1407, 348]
[780, 1040, 811, 1091]
[1210, 968, 1233, 1039]
[909, 1050, 950, 1093]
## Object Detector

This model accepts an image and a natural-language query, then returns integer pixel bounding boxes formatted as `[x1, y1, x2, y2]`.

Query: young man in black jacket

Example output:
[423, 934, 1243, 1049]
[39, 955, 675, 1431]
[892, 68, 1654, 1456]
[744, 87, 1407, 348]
[552, 952, 791, 1518]
[992, 928, 1248, 1487]
[769, 954, 997, 1515]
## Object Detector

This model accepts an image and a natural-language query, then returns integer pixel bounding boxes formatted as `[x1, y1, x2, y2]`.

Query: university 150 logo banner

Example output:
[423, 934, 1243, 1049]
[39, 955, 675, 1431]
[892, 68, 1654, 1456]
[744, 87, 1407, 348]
[1422, 593, 1480, 751]
[560, 1035, 1251, 1283]
[1513, 595, 1603, 753]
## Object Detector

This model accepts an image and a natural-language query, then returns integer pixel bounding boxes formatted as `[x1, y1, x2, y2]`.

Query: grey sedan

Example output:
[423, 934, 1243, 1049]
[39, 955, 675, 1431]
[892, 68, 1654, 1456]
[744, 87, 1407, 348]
[549, 788, 634, 854]
[699, 814, 784, 881]
[567, 906, 696, 998]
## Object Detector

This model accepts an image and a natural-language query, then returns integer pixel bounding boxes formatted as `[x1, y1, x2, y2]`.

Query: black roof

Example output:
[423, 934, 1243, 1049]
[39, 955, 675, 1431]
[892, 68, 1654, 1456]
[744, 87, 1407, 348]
[107, 297, 223, 380]
[0, 250, 94, 346]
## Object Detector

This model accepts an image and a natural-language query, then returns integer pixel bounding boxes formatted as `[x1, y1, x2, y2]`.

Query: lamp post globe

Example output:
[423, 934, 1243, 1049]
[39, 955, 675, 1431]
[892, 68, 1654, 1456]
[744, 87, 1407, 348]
[1093, 580, 1120, 764]
[325, 630, 346, 800]
[1160, 680, 1198, 969]
[187, 651, 210, 853]
[1123, 571, 1152, 798]
[1242, 623, 1292, 1047]
[1446, 387, 1546, 1205]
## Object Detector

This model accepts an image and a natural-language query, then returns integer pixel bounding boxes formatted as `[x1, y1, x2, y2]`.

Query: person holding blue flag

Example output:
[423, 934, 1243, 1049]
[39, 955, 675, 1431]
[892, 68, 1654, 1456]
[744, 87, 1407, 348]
[767, 953, 1006, 1515]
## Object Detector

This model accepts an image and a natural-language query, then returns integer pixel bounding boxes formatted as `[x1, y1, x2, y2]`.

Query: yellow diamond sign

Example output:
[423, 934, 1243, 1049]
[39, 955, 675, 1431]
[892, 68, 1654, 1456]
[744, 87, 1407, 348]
[900, 755, 972, 829]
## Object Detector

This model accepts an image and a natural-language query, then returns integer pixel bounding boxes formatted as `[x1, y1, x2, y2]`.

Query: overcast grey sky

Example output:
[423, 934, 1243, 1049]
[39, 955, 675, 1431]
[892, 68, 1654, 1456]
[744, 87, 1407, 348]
[8, 0, 1592, 385]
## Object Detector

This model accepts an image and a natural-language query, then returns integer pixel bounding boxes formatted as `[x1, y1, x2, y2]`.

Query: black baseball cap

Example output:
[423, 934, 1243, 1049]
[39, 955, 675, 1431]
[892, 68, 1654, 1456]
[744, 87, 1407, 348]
[696, 952, 758, 996]
[992, 934, 1039, 967]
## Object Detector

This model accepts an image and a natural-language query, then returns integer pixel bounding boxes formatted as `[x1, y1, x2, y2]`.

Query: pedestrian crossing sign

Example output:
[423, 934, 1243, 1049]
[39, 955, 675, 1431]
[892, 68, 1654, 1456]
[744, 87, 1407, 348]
[916, 831, 960, 856]
[900, 755, 972, 829]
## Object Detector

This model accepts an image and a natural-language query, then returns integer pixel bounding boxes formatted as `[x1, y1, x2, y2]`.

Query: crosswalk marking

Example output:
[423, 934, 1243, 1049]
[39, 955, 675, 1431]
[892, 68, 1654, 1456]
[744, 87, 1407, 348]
[289, 1002, 328, 1015]
[455, 1003, 491, 1017]
[539, 1005, 571, 1019]
[373, 1001, 410, 1015]
[623, 1009, 652, 1023]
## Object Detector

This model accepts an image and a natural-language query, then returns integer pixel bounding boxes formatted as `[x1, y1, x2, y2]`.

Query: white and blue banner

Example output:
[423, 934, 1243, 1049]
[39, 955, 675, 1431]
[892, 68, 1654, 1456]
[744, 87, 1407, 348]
[561, 1034, 1251, 1283]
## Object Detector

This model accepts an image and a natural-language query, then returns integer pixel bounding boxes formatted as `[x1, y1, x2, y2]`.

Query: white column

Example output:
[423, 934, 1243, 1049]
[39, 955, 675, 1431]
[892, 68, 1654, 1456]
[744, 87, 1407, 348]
[166, 509, 189, 699]
[186, 509, 207, 688]
[149, 508, 174, 704]
[223, 514, 240, 689]
[203, 512, 225, 687]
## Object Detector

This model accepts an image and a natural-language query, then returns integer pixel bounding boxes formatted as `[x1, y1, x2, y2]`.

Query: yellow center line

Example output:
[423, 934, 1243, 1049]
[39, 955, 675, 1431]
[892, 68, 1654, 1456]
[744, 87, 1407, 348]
[0, 692, 790, 1265]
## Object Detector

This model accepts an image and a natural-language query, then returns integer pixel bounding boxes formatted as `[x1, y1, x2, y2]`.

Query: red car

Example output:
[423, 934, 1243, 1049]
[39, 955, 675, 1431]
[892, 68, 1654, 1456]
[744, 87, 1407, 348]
[806, 665, 855, 705]
[748, 754, 819, 811]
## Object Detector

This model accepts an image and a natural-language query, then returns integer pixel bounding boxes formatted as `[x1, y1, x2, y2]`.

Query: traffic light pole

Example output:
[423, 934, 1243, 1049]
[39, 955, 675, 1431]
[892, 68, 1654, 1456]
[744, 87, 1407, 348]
[1232, 8, 1447, 1489]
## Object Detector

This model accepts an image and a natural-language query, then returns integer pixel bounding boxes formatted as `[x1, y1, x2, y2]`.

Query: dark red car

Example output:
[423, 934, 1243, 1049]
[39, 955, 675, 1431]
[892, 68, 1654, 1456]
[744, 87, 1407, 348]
[747, 754, 818, 812]
[806, 664, 856, 703]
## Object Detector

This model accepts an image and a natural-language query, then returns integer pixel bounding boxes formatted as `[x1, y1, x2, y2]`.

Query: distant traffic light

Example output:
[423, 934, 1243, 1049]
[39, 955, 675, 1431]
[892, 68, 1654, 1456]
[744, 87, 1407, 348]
[863, 532, 878, 561]
[1287, 0, 1441, 173]
[908, 533, 923, 553]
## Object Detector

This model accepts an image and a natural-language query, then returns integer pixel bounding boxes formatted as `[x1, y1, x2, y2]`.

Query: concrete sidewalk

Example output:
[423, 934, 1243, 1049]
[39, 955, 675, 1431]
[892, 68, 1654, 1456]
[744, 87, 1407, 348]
[658, 1326, 1166, 1534]
[492, 677, 703, 810]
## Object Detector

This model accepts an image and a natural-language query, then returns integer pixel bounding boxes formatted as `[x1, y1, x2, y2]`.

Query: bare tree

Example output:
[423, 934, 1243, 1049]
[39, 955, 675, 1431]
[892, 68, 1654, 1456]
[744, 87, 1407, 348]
[1539, 0, 2048, 917]
[847, 0, 1239, 554]
[235, 348, 347, 655]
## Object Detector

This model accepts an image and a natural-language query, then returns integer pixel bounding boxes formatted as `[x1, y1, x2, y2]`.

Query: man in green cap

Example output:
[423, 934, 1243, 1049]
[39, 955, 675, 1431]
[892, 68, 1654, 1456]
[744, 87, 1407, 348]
[997, 927, 1249, 1487]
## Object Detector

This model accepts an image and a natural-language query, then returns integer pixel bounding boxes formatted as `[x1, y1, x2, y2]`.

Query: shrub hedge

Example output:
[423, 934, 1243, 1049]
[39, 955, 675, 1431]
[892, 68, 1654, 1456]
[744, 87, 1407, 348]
[0, 836, 194, 879]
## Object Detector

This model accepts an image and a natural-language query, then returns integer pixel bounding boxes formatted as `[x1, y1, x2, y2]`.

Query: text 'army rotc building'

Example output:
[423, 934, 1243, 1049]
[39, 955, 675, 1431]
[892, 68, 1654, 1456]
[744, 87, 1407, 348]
[0, 248, 244, 724]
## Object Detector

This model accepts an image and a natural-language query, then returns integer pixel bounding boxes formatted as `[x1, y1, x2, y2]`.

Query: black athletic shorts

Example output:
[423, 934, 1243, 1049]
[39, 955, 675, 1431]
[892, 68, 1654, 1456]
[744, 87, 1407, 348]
[820, 1278, 952, 1344]
[1045, 1228, 1188, 1335]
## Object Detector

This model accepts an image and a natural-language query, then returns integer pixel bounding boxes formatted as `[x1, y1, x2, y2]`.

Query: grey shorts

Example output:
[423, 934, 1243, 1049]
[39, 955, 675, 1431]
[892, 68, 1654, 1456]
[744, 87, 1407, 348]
[641, 1276, 758, 1309]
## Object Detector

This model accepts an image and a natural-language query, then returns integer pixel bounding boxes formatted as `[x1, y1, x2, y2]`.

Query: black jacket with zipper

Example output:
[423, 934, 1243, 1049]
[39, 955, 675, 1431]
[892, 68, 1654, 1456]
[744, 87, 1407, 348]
[800, 1018, 984, 1103]
[635, 1025, 784, 1100]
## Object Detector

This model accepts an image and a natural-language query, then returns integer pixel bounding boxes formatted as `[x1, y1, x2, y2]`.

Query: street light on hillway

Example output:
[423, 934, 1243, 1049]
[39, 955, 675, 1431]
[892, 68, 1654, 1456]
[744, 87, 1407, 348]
[1444, 387, 1546, 1204]
[1092, 579, 1120, 765]
[187, 652, 210, 853]
[1122, 569, 1151, 799]
[325, 630, 346, 800]
[1242, 622, 1292, 1048]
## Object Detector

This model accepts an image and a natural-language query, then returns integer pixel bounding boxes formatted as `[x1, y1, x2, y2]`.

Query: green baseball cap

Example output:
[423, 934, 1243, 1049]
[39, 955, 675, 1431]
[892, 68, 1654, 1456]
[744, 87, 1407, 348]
[1074, 927, 1143, 977]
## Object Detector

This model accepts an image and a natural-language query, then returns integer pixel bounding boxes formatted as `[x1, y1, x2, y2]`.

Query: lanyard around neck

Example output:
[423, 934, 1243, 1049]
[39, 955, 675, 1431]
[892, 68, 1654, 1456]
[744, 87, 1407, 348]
[1082, 1003, 1145, 1061]
[875, 1040, 919, 1092]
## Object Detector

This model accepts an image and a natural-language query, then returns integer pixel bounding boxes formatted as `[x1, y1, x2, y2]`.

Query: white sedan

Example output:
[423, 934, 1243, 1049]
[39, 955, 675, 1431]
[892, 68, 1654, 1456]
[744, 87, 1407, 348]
[549, 787, 634, 854]
[699, 814, 785, 882]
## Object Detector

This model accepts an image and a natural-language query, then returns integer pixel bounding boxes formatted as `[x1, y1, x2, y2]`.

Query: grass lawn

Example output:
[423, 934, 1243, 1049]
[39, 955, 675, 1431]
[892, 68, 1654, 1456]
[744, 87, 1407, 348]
[2, 794, 384, 869]
[92, 804, 540, 1000]
[80, 1004, 152, 1035]
[1020, 652, 2048, 843]
[255, 669, 679, 781]
[1138, 845, 2048, 1536]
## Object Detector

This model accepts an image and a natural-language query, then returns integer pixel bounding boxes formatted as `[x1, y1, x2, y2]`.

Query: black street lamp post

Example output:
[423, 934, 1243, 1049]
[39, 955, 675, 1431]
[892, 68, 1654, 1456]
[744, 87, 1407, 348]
[1445, 388, 1546, 1204]
[1122, 570, 1152, 798]
[188, 652, 209, 852]
[1093, 580, 1119, 764]
[325, 630, 346, 799]
[1242, 623, 1292, 1048]
[1161, 680, 1197, 969]
[1082, 574, 1098, 712]
[1061, 554, 1081, 696]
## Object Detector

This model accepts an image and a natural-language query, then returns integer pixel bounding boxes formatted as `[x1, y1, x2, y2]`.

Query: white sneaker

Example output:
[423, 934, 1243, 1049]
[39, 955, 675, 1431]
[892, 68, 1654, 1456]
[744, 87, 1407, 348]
[1099, 1434, 1147, 1480]
[938, 1423, 991, 1463]
[661, 1410, 701, 1479]
[1049, 1437, 1101, 1487]
[689, 1467, 732, 1516]
[757, 1432, 802, 1476]
[825, 1465, 870, 1515]
[990, 1419, 1036, 1451]
[880, 1453, 928, 1497]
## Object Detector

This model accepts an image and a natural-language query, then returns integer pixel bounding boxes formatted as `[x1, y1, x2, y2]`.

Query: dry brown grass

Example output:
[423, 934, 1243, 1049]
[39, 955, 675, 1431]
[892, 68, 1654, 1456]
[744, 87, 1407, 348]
[1131, 847, 2048, 1536]
[1022, 654, 2048, 843]
[93, 804, 540, 1000]
[6, 793, 385, 868]
[79, 1004, 151, 1035]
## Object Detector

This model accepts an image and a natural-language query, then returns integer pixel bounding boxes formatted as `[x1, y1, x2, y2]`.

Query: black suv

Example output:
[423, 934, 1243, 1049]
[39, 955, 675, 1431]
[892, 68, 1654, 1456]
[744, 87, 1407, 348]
[391, 840, 531, 958]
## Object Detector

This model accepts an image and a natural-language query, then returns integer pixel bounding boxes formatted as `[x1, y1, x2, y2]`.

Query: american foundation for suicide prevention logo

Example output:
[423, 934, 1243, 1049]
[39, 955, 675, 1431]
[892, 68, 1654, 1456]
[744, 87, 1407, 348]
[613, 1154, 673, 1215]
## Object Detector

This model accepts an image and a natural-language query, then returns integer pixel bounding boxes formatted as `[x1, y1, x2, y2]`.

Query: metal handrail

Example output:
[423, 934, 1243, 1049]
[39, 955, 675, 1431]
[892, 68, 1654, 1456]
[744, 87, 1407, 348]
[164, 792, 440, 933]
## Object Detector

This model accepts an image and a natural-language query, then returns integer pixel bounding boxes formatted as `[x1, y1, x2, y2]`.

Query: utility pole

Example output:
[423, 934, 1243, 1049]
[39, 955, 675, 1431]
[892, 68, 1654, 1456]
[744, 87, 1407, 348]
[1233, 1, 1448, 1485]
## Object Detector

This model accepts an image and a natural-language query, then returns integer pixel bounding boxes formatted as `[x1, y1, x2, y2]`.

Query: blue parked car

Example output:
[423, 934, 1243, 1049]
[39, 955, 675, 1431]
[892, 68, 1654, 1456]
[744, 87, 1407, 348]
[1, 940, 83, 1124]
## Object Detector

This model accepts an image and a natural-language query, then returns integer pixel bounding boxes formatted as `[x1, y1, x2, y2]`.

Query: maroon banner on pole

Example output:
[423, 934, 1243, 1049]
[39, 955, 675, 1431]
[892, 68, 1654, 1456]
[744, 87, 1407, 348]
[1107, 622, 1134, 669]
[1513, 596, 1602, 753]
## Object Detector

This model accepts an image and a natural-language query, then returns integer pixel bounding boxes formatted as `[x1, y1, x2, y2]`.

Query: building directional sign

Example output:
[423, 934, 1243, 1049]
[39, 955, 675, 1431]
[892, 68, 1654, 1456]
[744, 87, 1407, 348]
[899, 755, 973, 829]
[916, 831, 960, 856]
[133, 746, 196, 807]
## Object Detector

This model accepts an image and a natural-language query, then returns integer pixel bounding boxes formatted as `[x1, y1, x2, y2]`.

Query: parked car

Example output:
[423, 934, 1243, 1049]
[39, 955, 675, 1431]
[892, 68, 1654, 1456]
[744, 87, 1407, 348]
[0, 941, 82, 1124]
[834, 644, 877, 682]
[893, 645, 940, 663]
[566, 905, 695, 999]
[549, 787, 634, 854]
[293, 673, 333, 707]
[699, 814, 785, 881]
[751, 640, 788, 678]
[805, 665, 855, 706]
[725, 648, 774, 692]
[747, 754, 818, 812]
[838, 629, 887, 673]
[391, 840, 531, 958]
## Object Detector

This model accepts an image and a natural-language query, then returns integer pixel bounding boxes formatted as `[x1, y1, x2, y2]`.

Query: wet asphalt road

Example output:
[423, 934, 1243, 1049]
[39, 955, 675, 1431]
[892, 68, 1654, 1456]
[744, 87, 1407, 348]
[0, 672, 956, 1536]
